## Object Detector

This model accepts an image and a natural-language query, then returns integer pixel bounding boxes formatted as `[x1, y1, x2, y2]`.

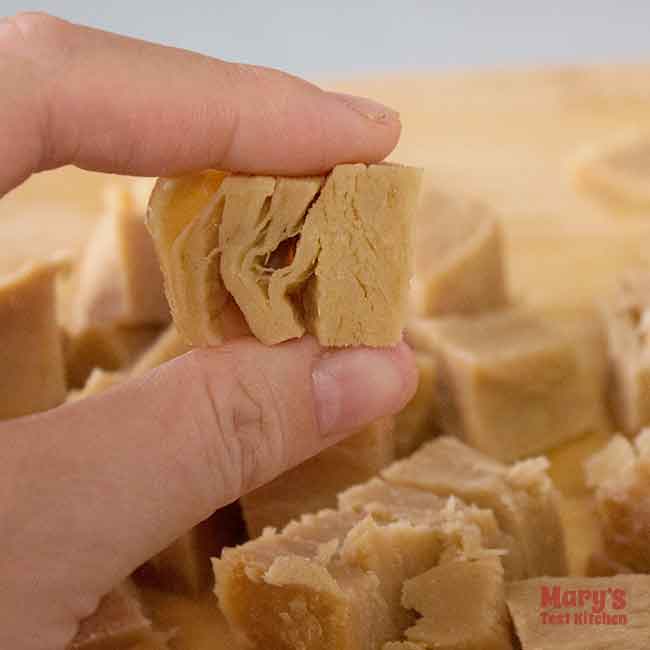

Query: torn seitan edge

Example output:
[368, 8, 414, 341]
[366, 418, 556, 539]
[213, 437, 564, 649]
[600, 270, 650, 435]
[68, 579, 170, 649]
[584, 429, 650, 573]
[147, 163, 422, 347]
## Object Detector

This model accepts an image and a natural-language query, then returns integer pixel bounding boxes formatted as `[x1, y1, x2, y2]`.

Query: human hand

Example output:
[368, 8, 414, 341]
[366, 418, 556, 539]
[0, 13, 417, 650]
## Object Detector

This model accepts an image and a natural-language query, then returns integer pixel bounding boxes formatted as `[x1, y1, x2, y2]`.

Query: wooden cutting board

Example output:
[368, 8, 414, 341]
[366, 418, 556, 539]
[3, 65, 650, 647]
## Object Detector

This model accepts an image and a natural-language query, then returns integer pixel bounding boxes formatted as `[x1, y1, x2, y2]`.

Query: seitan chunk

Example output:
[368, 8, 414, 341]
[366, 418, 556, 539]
[393, 352, 440, 459]
[216, 471, 507, 650]
[66, 185, 169, 334]
[382, 437, 567, 578]
[63, 325, 161, 388]
[397, 557, 512, 650]
[600, 271, 650, 434]
[147, 163, 422, 346]
[584, 430, 650, 573]
[145, 503, 246, 597]
[242, 417, 395, 538]
[572, 130, 650, 208]
[413, 191, 508, 317]
[338, 477, 515, 578]
[68, 580, 165, 649]
[409, 308, 609, 461]
[213, 508, 399, 650]
[339, 486, 509, 633]
[0, 260, 67, 419]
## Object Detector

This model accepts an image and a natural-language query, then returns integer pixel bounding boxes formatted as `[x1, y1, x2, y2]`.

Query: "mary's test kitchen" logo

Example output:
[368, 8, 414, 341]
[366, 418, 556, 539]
[540, 584, 628, 626]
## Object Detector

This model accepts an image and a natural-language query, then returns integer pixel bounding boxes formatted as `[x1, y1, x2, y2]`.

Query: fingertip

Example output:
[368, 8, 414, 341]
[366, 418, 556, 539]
[327, 92, 401, 126]
[391, 339, 419, 404]
[323, 91, 402, 166]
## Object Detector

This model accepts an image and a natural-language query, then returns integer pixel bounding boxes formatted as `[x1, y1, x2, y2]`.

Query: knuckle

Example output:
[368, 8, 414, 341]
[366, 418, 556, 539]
[186, 347, 288, 501]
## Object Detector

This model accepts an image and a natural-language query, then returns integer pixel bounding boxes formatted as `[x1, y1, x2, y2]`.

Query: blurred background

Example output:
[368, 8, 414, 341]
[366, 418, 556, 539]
[3, 1, 650, 78]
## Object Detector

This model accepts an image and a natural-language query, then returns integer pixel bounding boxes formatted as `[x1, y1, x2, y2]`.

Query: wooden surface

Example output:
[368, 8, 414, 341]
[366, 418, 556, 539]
[4, 65, 650, 647]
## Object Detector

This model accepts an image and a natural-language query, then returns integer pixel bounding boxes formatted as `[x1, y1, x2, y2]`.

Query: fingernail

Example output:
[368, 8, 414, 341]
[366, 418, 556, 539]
[329, 92, 400, 123]
[312, 342, 416, 436]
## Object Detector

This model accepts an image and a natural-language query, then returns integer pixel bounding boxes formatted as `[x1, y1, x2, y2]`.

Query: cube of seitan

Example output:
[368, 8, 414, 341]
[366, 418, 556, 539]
[68, 580, 164, 649]
[0, 260, 67, 419]
[130, 324, 191, 377]
[242, 417, 395, 538]
[339, 485, 510, 633]
[141, 589, 246, 650]
[214, 508, 400, 650]
[600, 271, 650, 434]
[66, 185, 170, 334]
[67, 326, 189, 401]
[586, 552, 633, 578]
[408, 308, 608, 461]
[146, 170, 232, 345]
[572, 130, 650, 208]
[382, 437, 567, 577]
[67, 368, 125, 401]
[338, 477, 518, 579]
[398, 557, 512, 650]
[557, 496, 605, 578]
[64, 325, 162, 388]
[338, 517, 438, 634]
[507, 575, 650, 649]
[147, 164, 422, 347]
[584, 430, 650, 573]
[217, 486, 506, 649]
[394, 353, 440, 459]
[146, 503, 246, 597]
[412, 191, 508, 317]
[547, 430, 613, 498]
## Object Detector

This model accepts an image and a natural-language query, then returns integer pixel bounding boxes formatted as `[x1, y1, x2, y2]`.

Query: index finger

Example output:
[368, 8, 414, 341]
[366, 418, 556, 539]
[0, 12, 401, 195]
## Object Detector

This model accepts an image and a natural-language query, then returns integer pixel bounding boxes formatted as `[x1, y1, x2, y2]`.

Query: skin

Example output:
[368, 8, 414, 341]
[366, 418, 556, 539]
[0, 12, 417, 650]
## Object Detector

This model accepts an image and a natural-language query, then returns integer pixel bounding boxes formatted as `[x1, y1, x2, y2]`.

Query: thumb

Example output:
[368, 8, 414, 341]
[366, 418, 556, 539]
[0, 336, 416, 646]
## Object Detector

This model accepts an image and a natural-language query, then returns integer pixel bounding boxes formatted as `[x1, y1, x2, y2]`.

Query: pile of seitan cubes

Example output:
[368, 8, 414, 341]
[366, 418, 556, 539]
[4, 151, 650, 649]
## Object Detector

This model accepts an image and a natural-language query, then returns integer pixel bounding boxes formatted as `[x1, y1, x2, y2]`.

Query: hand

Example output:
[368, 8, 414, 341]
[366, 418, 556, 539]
[0, 13, 417, 650]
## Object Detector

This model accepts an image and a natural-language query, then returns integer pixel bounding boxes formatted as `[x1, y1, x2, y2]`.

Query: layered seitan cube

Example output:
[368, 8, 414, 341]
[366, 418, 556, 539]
[147, 164, 422, 347]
